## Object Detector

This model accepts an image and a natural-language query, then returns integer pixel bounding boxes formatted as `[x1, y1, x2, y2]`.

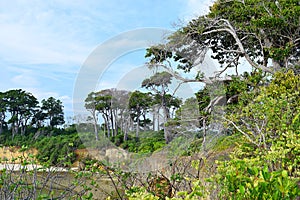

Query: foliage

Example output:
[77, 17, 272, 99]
[0, 148, 111, 199]
[122, 71, 300, 199]
[119, 131, 166, 154]
[145, 0, 300, 86]
[216, 160, 299, 199]
[126, 187, 159, 200]
[34, 133, 82, 166]
[214, 71, 300, 199]
[129, 91, 153, 137]
[41, 97, 65, 128]
[208, 0, 300, 69]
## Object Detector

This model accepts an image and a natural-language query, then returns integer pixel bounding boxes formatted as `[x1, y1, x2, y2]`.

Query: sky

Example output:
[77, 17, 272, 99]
[0, 0, 214, 120]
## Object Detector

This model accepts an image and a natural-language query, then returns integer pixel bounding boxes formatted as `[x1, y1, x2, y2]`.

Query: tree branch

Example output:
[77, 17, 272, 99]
[223, 117, 259, 147]
[202, 19, 274, 73]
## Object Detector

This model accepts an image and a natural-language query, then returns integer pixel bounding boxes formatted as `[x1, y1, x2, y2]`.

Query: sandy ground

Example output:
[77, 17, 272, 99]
[0, 146, 38, 163]
[0, 163, 72, 171]
[0, 146, 79, 171]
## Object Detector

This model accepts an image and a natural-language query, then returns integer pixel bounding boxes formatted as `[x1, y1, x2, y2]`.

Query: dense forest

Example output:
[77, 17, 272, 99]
[0, 0, 299, 199]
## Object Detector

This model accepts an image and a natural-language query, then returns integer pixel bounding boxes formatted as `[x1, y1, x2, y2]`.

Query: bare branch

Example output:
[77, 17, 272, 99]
[223, 117, 259, 147]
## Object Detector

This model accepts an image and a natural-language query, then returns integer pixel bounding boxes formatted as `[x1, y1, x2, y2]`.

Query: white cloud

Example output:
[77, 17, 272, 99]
[11, 74, 39, 87]
[181, 0, 214, 21]
[0, 0, 194, 119]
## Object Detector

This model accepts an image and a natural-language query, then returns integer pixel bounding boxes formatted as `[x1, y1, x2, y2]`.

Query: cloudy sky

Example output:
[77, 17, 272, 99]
[0, 0, 214, 118]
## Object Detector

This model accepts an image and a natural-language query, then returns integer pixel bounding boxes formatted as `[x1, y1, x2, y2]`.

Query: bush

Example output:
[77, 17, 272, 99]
[35, 134, 80, 166]
[118, 131, 166, 154]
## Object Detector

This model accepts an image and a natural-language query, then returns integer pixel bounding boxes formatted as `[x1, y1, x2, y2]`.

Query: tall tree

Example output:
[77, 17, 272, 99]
[85, 92, 100, 141]
[145, 0, 300, 83]
[110, 89, 130, 137]
[142, 71, 174, 143]
[128, 91, 152, 138]
[85, 89, 131, 140]
[0, 92, 6, 134]
[94, 90, 113, 138]
[31, 109, 46, 129]
[3, 89, 39, 136]
[41, 97, 65, 129]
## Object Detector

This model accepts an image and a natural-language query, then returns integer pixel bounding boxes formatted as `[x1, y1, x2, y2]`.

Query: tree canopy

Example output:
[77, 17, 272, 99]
[146, 0, 300, 79]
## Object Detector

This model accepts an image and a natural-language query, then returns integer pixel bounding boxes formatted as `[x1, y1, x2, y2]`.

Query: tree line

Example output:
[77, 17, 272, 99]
[0, 89, 64, 137]
[84, 71, 185, 144]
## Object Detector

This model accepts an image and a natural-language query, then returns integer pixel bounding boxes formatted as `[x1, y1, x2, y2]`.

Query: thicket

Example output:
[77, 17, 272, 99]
[114, 131, 166, 153]
[0, 125, 83, 166]
[125, 71, 300, 199]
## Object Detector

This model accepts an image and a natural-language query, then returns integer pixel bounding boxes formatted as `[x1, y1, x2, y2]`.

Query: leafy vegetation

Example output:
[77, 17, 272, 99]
[0, 0, 300, 199]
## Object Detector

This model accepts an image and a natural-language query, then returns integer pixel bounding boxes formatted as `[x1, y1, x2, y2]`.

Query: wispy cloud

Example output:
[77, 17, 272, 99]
[0, 0, 211, 118]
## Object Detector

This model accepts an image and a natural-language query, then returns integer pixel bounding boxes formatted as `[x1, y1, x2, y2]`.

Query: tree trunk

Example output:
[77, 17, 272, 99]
[202, 117, 207, 152]
[93, 113, 99, 141]
[157, 108, 160, 131]
[21, 124, 26, 135]
[103, 114, 110, 138]
[0, 113, 5, 134]
[136, 117, 140, 138]
[120, 111, 124, 134]
[143, 113, 146, 131]
[123, 119, 128, 141]
[113, 109, 118, 136]
[109, 109, 116, 137]
[162, 97, 171, 143]
[152, 108, 156, 131]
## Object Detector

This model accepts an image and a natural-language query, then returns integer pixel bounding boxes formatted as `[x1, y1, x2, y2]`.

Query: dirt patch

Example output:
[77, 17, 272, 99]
[0, 146, 38, 163]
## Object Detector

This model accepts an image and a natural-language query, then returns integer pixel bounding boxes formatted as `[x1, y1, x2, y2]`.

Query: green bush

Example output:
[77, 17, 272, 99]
[119, 131, 166, 153]
[34, 134, 80, 166]
[214, 71, 300, 199]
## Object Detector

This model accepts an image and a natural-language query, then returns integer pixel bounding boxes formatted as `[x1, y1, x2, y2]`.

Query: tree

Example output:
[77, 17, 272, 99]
[85, 92, 100, 141]
[94, 90, 113, 138]
[0, 92, 7, 134]
[31, 109, 46, 129]
[41, 97, 65, 129]
[145, 0, 300, 84]
[176, 97, 200, 130]
[142, 72, 175, 143]
[226, 70, 300, 150]
[110, 89, 131, 139]
[128, 91, 152, 138]
[85, 89, 131, 140]
[3, 89, 39, 136]
[207, 0, 300, 72]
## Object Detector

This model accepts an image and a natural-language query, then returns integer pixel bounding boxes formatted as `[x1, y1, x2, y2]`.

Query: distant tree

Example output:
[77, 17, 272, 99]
[128, 91, 152, 138]
[176, 97, 200, 128]
[3, 89, 39, 136]
[142, 71, 175, 143]
[0, 92, 7, 134]
[31, 109, 46, 129]
[94, 90, 113, 138]
[164, 94, 182, 119]
[110, 89, 131, 138]
[85, 92, 100, 141]
[85, 89, 131, 140]
[41, 97, 65, 129]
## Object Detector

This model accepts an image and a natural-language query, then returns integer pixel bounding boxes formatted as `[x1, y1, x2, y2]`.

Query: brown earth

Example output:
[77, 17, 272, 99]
[0, 146, 38, 163]
[0, 146, 96, 168]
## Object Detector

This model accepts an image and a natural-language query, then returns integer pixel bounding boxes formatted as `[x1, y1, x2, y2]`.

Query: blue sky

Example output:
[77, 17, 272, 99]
[0, 0, 213, 119]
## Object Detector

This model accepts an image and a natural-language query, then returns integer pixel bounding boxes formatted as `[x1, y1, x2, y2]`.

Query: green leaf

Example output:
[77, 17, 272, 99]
[281, 170, 288, 178]
[239, 185, 245, 195]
